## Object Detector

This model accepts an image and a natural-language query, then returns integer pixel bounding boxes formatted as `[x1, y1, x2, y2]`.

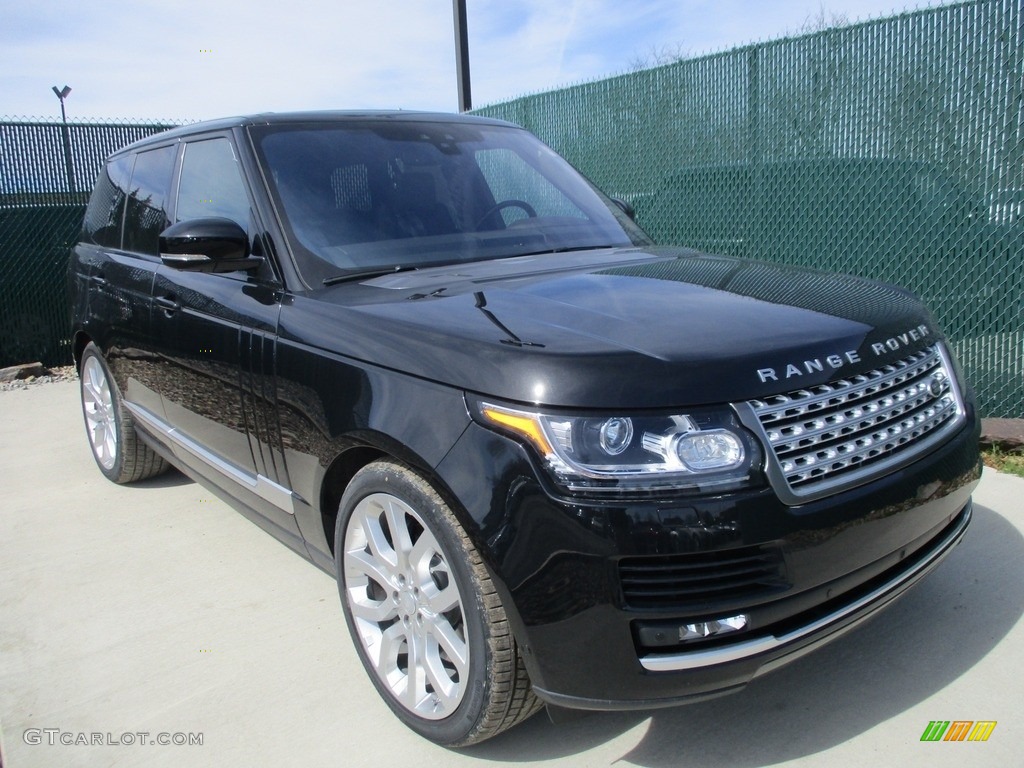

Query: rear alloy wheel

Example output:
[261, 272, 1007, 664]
[335, 460, 540, 746]
[79, 342, 169, 484]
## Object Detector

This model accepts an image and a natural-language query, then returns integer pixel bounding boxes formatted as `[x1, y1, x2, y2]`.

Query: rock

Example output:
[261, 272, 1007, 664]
[0, 362, 51, 383]
[980, 418, 1024, 450]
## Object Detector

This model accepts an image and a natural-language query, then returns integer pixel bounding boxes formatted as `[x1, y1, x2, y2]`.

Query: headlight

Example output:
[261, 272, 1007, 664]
[474, 401, 763, 494]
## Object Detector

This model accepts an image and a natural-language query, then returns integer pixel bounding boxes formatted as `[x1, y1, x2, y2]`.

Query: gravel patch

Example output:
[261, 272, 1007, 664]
[0, 365, 77, 392]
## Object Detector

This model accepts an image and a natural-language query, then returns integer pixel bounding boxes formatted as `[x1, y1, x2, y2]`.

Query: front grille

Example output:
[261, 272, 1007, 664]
[747, 344, 964, 500]
[619, 546, 788, 610]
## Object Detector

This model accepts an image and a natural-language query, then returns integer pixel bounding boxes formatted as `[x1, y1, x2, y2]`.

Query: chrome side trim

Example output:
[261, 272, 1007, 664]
[125, 401, 296, 515]
[160, 252, 211, 265]
[639, 502, 971, 672]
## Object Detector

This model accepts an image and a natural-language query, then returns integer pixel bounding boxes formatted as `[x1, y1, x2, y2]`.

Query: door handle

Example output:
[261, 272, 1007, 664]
[155, 295, 180, 315]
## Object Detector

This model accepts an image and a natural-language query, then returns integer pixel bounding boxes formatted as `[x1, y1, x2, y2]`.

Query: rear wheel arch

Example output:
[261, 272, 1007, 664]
[72, 331, 93, 371]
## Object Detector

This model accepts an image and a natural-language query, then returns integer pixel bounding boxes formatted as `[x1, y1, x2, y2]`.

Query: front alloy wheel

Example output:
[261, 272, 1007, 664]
[346, 490, 468, 719]
[336, 461, 540, 745]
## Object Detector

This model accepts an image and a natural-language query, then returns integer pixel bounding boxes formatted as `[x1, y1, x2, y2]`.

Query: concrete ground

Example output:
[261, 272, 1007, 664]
[1, 380, 1021, 768]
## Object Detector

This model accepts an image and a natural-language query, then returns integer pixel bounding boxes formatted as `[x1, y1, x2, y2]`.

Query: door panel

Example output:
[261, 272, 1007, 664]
[147, 132, 300, 538]
[83, 246, 163, 417]
[149, 266, 299, 536]
[80, 145, 179, 417]
[239, 322, 291, 488]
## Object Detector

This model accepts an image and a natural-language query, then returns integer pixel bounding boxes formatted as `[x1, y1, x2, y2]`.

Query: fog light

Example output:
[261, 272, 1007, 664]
[636, 613, 750, 648]
[677, 614, 748, 641]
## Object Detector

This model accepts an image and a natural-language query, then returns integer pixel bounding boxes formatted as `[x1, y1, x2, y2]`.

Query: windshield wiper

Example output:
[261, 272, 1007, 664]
[519, 244, 618, 257]
[323, 265, 417, 286]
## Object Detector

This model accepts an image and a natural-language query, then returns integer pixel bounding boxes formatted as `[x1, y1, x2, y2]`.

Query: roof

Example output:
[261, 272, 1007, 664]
[110, 110, 520, 156]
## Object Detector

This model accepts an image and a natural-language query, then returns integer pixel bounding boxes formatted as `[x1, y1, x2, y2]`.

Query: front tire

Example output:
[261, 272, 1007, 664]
[79, 342, 169, 484]
[335, 460, 540, 746]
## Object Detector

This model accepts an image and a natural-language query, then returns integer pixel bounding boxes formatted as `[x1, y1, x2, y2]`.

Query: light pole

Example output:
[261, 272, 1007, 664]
[452, 0, 471, 112]
[51, 85, 75, 193]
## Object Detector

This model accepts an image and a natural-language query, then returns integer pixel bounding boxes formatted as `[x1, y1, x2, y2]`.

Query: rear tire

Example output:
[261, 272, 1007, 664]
[79, 342, 169, 484]
[335, 460, 541, 746]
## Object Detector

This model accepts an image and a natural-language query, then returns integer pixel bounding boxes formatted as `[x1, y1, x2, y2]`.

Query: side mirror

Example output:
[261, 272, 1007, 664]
[611, 197, 636, 221]
[158, 218, 262, 273]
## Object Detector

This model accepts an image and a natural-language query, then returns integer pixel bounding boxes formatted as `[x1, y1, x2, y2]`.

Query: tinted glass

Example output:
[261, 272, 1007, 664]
[475, 148, 585, 222]
[82, 154, 132, 247]
[123, 145, 176, 255]
[251, 121, 650, 284]
[176, 138, 250, 226]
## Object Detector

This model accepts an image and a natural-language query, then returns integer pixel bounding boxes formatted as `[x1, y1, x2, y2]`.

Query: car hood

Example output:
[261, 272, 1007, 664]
[284, 247, 942, 408]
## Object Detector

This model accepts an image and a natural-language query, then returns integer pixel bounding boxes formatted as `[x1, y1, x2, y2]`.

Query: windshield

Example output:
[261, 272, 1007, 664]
[250, 119, 651, 285]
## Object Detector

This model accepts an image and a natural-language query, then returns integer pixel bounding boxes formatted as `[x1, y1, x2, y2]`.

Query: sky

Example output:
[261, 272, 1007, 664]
[2, 0, 954, 122]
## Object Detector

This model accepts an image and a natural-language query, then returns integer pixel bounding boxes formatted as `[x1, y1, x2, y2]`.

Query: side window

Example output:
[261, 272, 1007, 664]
[123, 145, 176, 255]
[81, 154, 132, 247]
[176, 138, 250, 227]
[475, 148, 585, 224]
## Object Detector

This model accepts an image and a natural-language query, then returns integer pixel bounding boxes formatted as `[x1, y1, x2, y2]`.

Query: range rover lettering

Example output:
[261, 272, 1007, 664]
[68, 112, 981, 746]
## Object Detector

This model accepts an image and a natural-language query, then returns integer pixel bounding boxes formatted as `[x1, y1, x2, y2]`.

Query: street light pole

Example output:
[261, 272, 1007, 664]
[51, 85, 75, 193]
[452, 0, 472, 112]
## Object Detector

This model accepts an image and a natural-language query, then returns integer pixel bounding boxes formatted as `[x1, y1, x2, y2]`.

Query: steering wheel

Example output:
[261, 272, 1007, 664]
[475, 199, 538, 230]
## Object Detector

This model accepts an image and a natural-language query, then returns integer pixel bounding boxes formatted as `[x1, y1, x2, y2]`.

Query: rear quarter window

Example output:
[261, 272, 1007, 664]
[81, 154, 133, 248]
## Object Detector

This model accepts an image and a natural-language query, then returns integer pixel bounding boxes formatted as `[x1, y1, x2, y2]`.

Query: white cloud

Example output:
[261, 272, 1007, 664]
[0, 0, 950, 121]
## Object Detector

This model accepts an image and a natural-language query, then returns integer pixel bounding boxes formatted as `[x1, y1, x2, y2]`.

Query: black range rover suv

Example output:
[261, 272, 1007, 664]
[68, 111, 981, 746]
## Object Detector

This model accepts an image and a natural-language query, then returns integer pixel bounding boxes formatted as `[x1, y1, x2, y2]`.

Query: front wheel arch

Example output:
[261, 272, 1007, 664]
[320, 445, 386, 555]
[318, 434, 473, 558]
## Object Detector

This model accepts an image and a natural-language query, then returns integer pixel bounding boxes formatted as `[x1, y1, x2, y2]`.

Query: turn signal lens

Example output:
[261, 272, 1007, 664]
[481, 406, 553, 456]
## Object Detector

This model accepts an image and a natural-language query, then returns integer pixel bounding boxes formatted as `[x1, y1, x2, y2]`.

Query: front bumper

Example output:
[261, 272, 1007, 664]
[540, 499, 970, 709]
[434, 406, 981, 710]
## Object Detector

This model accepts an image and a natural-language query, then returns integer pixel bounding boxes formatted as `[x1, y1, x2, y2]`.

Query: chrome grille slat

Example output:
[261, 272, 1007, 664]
[771, 374, 947, 454]
[752, 349, 938, 422]
[746, 345, 964, 499]
[782, 398, 958, 486]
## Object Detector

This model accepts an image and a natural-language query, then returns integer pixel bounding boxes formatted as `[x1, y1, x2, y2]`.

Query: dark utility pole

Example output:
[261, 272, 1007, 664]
[52, 85, 75, 193]
[452, 0, 472, 112]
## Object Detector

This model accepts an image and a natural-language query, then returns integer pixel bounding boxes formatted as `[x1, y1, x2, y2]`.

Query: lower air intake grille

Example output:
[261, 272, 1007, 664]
[619, 546, 788, 610]
[746, 344, 965, 502]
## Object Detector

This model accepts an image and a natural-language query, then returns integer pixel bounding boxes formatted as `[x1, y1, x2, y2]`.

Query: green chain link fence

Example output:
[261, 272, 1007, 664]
[477, 0, 1023, 417]
[0, 119, 177, 369]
